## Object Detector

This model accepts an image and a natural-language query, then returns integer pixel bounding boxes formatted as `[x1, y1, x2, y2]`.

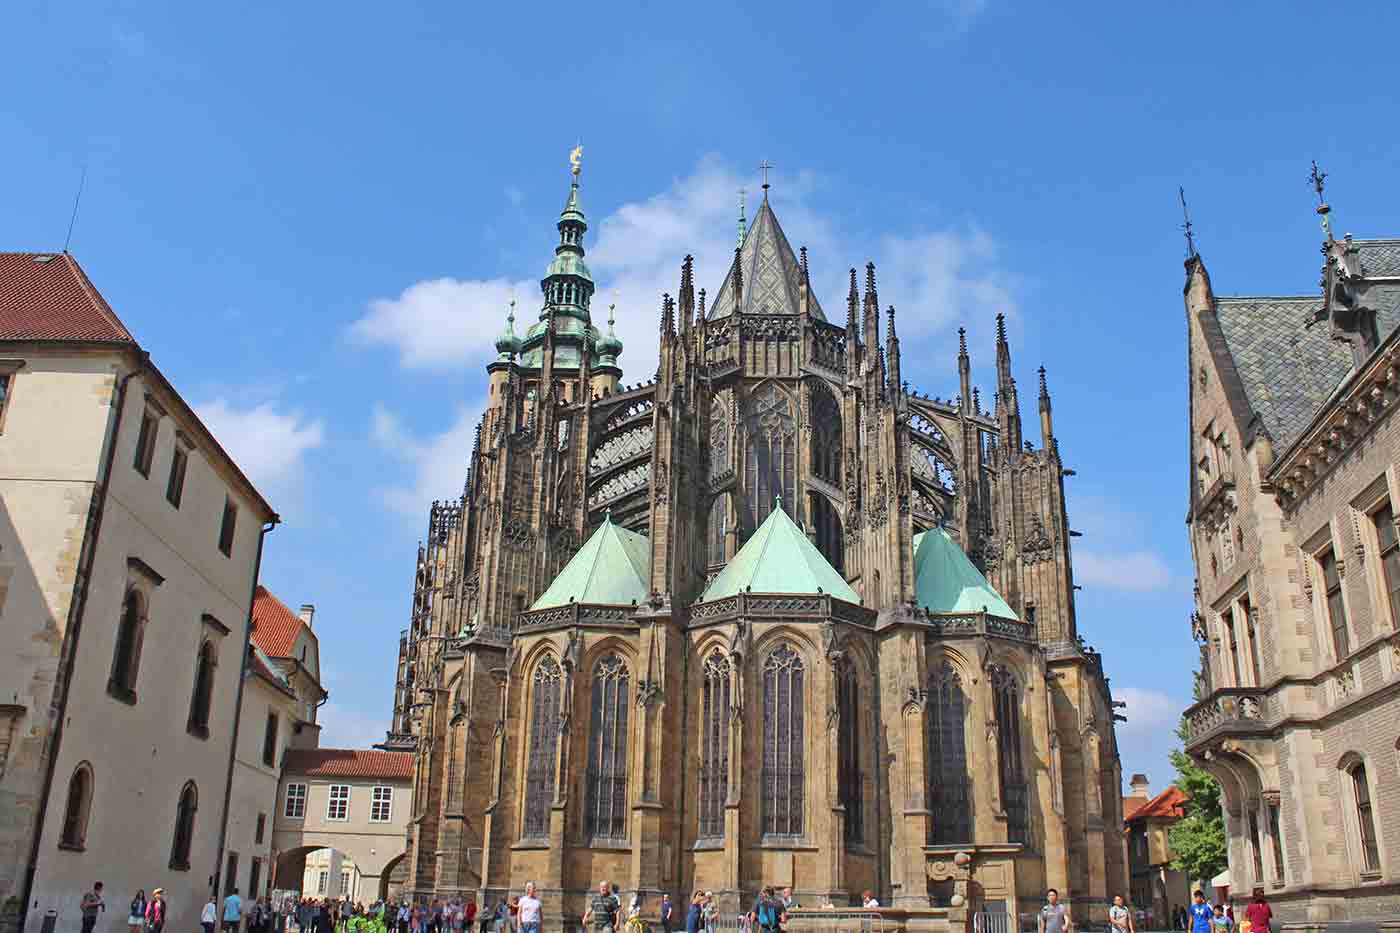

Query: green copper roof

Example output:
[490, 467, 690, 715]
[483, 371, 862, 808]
[700, 503, 858, 603]
[530, 516, 651, 610]
[911, 527, 1018, 619]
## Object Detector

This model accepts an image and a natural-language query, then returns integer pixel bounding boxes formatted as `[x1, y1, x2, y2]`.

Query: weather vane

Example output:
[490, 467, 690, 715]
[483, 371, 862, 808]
[1178, 186, 1197, 258]
[569, 142, 583, 178]
[1309, 160, 1332, 237]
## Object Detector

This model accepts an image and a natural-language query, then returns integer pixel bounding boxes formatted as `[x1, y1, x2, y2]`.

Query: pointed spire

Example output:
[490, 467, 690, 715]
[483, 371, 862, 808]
[958, 326, 968, 359]
[737, 188, 747, 247]
[1038, 365, 1049, 399]
[864, 262, 878, 310]
[732, 246, 743, 309]
[847, 268, 859, 324]
[679, 254, 695, 334]
[972, 386, 981, 414]
[886, 305, 902, 397]
[1038, 365, 1054, 448]
[697, 288, 707, 325]
[800, 246, 810, 282]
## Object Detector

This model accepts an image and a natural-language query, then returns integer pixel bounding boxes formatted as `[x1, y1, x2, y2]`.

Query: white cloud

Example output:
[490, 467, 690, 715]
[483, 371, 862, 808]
[371, 403, 483, 516]
[194, 399, 324, 509]
[1074, 549, 1173, 592]
[1114, 686, 1183, 737]
[317, 700, 388, 750]
[350, 155, 1018, 384]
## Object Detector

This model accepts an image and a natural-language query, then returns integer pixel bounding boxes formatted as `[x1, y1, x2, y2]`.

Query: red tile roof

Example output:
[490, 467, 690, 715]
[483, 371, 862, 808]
[251, 585, 313, 658]
[0, 253, 136, 343]
[247, 646, 296, 699]
[1124, 785, 1188, 824]
[283, 748, 413, 781]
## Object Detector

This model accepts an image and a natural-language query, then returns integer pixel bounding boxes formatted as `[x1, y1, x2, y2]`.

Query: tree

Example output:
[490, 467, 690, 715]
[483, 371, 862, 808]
[1168, 720, 1227, 884]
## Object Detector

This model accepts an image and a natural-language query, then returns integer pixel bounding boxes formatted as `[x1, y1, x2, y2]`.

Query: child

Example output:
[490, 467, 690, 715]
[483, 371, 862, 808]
[1211, 905, 1232, 933]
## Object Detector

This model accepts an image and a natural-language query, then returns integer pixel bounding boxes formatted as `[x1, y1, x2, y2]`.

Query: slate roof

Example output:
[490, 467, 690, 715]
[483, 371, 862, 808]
[251, 585, 314, 658]
[700, 504, 858, 603]
[911, 527, 1018, 618]
[705, 197, 825, 321]
[1211, 240, 1400, 452]
[0, 252, 136, 343]
[282, 748, 413, 780]
[530, 516, 652, 609]
[247, 643, 296, 698]
[1123, 785, 1188, 824]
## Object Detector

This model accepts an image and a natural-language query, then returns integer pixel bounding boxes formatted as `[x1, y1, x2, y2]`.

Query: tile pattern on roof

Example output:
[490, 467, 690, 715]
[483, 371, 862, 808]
[251, 585, 314, 658]
[1123, 785, 1188, 823]
[0, 253, 136, 343]
[282, 748, 413, 780]
[705, 199, 825, 321]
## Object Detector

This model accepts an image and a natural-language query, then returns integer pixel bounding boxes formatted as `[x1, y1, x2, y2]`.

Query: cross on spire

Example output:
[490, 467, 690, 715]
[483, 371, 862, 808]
[759, 159, 774, 197]
[1178, 186, 1197, 258]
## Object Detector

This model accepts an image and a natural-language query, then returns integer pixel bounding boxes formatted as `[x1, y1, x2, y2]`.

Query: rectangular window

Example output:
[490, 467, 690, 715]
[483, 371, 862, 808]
[218, 497, 238, 557]
[134, 410, 158, 477]
[224, 852, 239, 897]
[370, 786, 393, 823]
[1248, 810, 1265, 881]
[1268, 803, 1285, 881]
[1374, 504, 1400, 627]
[340, 871, 350, 896]
[262, 712, 279, 767]
[327, 784, 350, 821]
[283, 783, 307, 819]
[248, 857, 262, 898]
[166, 445, 189, 508]
[317, 871, 327, 895]
[0, 372, 12, 432]
[1353, 765, 1381, 873]
[1320, 548, 1349, 658]
[1222, 614, 1241, 686]
[1242, 594, 1261, 685]
[255, 812, 266, 845]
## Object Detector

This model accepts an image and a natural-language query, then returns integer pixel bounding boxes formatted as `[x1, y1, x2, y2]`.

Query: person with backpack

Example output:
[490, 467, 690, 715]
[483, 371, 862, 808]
[751, 888, 782, 933]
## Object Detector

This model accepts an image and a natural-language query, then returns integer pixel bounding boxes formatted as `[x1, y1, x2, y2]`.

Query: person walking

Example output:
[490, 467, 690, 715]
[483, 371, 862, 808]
[1211, 904, 1232, 933]
[145, 890, 166, 933]
[127, 889, 148, 933]
[582, 881, 620, 933]
[81, 882, 106, 933]
[1109, 896, 1134, 933]
[1244, 889, 1272, 933]
[751, 887, 782, 933]
[659, 894, 674, 933]
[1188, 891, 1213, 933]
[1038, 889, 1070, 933]
[224, 888, 245, 933]
[517, 883, 542, 933]
[203, 896, 219, 933]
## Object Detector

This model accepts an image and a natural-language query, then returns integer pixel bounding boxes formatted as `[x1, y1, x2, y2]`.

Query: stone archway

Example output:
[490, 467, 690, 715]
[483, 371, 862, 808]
[377, 853, 408, 902]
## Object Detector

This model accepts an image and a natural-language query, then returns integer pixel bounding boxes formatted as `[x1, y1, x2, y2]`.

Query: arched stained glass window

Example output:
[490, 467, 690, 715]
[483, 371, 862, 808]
[698, 651, 731, 839]
[991, 665, 1028, 844]
[708, 495, 728, 568]
[810, 383, 842, 486]
[584, 654, 630, 841]
[710, 398, 730, 480]
[811, 494, 844, 573]
[745, 386, 796, 529]
[836, 657, 862, 844]
[762, 644, 805, 837]
[927, 661, 971, 844]
[523, 656, 561, 838]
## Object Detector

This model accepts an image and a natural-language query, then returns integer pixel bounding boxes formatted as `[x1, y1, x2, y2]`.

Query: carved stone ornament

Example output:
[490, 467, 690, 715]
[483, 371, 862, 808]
[636, 678, 663, 709]
[503, 517, 534, 551]
[1190, 612, 1208, 643]
[1022, 515, 1054, 563]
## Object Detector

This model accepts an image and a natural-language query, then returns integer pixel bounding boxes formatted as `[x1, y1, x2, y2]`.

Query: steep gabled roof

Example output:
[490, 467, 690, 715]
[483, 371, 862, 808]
[912, 527, 1018, 618]
[530, 516, 652, 609]
[282, 748, 413, 781]
[700, 504, 858, 603]
[0, 252, 136, 343]
[705, 197, 825, 321]
[1124, 785, 1188, 824]
[251, 585, 315, 658]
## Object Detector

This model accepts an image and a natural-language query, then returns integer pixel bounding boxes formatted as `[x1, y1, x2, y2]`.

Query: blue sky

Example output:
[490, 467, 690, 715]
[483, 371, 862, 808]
[7, 0, 1400, 791]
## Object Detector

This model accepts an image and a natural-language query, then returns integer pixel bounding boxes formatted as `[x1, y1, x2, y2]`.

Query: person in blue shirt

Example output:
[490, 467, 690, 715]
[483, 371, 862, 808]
[224, 889, 244, 933]
[1189, 891, 1214, 933]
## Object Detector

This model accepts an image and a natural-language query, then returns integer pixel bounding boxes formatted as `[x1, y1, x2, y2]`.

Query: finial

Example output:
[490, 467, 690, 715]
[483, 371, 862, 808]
[973, 386, 981, 413]
[737, 188, 747, 246]
[608, 302, 616, 328]
[1309, 159, 1333, 238]
[507, 296, 516, 325]
[865, 262, 877, 298]
[569, 142, 583, 178]
[848, 268, 859, 303]
[1178, 186, 1198, 258]
[774, 494, 783, 511]
[759, 159, 774, 198]
[958, 326, 968, 357]
[604, 506, 612, 522]
[996, 312, 1007, 344]
[1038, 365, 1048, 399]
[733, 246, 743, 306]
[887, 304, 898, 339]
[698, 288, 707, 320]
[800, 245, 809, 281]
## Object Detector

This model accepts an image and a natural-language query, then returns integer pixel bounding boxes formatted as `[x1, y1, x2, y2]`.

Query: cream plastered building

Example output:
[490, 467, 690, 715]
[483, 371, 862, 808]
[0, 253, 278, 933]
[301, 850, 360, 900]
[224, 589, 327, 902]
[271, 749, 413, 904]
[1182, 201, 1400, 928]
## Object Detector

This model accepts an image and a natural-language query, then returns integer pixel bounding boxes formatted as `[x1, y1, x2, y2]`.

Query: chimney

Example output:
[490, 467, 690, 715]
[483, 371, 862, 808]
[1129, 773, 1151, 800]
[299, 604, 316, 628]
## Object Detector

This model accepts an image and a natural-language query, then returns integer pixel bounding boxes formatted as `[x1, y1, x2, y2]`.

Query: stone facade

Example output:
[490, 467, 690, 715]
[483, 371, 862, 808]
[1122, 775, 1190, 927]
[386, 168, 1128, 929]
[0, 254, 277, 933]
[1182, 215, 1400, 926]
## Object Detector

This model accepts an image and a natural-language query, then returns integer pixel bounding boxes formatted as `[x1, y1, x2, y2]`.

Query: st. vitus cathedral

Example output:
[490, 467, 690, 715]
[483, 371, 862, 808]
[383, 155, 1127, 929]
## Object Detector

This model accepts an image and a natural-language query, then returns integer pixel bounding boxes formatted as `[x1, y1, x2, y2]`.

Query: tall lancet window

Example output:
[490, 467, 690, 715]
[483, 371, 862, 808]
[811, 495, 844, 573]
[708, 495, 728, 568]
[698, 650, 731, 839]
[991, 665, 1029, 844]
[762, 644, 805, 837]
[710, 399, 730, 481]
[810, 383, 842, 486]
[927, 661, 972, 844]
[523, 656, 562, 839]
[745, 386, 796, 529]
[835, 656, 863, 845]
[584, 654, 630, 841]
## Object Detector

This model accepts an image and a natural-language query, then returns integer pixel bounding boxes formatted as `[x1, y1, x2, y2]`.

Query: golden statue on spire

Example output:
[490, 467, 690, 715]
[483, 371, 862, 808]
[569, 143, 583, 177]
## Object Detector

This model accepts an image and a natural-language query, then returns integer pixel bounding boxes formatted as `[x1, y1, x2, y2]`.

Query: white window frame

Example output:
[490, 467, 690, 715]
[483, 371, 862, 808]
[370, 786, 393, 823]
[284, 783, 307, 819]
[326, 784, 350, 821]
[317, 870, 327, 895]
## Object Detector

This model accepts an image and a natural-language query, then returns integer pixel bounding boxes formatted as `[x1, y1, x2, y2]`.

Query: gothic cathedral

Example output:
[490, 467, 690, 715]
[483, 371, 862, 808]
[382, 161, 1128, 926]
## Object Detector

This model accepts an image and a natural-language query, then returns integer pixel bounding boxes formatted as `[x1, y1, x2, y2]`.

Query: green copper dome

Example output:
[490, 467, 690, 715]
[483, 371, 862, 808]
[597, 304, 623, 362]
[494, 301, 521, 360]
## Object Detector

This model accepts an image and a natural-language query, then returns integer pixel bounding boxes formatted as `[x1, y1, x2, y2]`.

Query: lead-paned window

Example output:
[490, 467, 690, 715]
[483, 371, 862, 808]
[699, 651, 731, 839]
[745, 386, 795, 529]
[326, 784, 349, 821]
[708, 495, 727, 567]
[991, 666, 1028, 844]
[1374, 505, 1400, 626]
[1351, 763, 1380, 873]
[1248, 809, 1265, 881]
[927, 662, 971, 844]
[836, 657, 862, 844]
[584, 654, 630, 841]
[1267, 802, 1285, 881]
[523, 656, 562, 838]
[1319, 548, 1349, 657]
[370, 786, 393, 822]
[284, 783, 306, 819]
[762, 644, 805, 838]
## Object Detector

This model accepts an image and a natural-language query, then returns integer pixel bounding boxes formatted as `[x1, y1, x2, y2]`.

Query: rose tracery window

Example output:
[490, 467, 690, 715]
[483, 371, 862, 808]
[927, 661, 971, 844]
[584, 654, 630, 842]
[698, 650, 731, 839]
[745, 385, 796, 529]
[523, 656, 561, 838]
[762, 644, 805, 838]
